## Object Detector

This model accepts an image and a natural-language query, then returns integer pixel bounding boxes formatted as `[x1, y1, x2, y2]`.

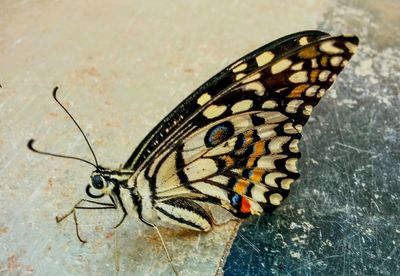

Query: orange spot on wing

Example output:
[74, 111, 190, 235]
[249, 168, 265, 182]
[221, 155, 234, 167]
[234, 179, 249, 194]
[310, 70, 320, 82]
[245, 130, 254, 146]
[251, 141, 266, 158]
[240, 197, 251, 213]
[288, 84, 310, 98]
[211, 128, 224, 143]
[298, 46, 320, 59]
[320, 55, 328, 66]
[246, 157, 257, 168]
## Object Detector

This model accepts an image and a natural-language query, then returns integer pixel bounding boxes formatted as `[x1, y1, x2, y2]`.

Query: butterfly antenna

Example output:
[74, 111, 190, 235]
[27, 139, 97, 168]
[51, 86, 99, 168]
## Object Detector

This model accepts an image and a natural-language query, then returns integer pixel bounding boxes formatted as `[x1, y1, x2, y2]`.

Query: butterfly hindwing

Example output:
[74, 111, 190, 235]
[155, 197, 213, 231]
[127, 31, 359, 229]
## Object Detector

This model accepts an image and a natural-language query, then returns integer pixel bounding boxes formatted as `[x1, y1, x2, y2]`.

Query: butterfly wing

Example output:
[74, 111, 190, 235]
[125, 31, 359, 230]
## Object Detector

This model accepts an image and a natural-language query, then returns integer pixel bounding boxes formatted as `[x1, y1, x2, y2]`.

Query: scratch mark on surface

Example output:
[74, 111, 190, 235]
[238, 233, 261, 254]
[335, 142, 376, 154]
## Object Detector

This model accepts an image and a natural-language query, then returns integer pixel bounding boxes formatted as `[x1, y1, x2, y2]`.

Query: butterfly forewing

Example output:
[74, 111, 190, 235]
[124, 31, 329, 171]
[125, 32, 359, 229]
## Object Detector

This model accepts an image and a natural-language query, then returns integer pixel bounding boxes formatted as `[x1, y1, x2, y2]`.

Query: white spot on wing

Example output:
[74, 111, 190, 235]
[305, 85, 319, 97]
[257, 111, 288, 123]
[291, 62, 304, 71]
[299, 36, 309, 46]
[264, 172, 286, 188]
[235, 73, 246, 80]
[256, 51, 275, 67]
[330, 56, 343, 67]
[289, 71, 308, 83]
[249, 200, 263, 215]
[286, 99, 304, 113]
[295, 124, 303, 133]
[271, 59, 292, 74]
[281, 178, 295, 190]
[311, 58, 318, 68]
[341, 60, 349, 67]
[244, 82, 265, 96]
[319, 70, 331, 81]
[231, 115, 253, 129]
[262, 100, 278, 109]
[269, 193, 283, 205]
[284, 122, 298, 134]
[250, 185, 268, 203]
[197, 93, 211, 106]
[345, 42, 357, 53]
[231, 99, 253, 113]
[203, 105, 227, 119]
[289, 139, 299, 153]
[242, 73, 261, 83]
[257, 154, 287, 170]
[256, 125, 277, 140]
[317, 88, 326, 98]
[268, 136, 291, 153]
[232, 62, 247, 73]
[303, 105, 313, 116]
[285, 158, 298, 173]
[320, 40, 344, 54]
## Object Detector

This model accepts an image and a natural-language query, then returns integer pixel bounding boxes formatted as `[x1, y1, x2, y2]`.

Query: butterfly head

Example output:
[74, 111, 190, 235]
[87, 167, 133, 199]
[88, 170, 115, 197]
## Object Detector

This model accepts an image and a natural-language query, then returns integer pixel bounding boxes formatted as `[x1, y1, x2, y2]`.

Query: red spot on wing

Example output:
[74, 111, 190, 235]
[240, 197, 251, 214]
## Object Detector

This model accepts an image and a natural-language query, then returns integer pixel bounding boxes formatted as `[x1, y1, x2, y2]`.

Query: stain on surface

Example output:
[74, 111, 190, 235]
[0, 254, 35, 275]
[0, 226, 8, 235]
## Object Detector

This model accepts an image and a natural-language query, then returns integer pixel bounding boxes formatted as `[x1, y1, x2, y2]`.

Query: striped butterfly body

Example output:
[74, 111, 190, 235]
[30, 31, 358, 237]
[87, 31, 358, 231]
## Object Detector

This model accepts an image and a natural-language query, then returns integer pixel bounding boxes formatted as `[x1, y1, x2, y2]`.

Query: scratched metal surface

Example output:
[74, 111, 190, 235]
[224, 1, 400, 275]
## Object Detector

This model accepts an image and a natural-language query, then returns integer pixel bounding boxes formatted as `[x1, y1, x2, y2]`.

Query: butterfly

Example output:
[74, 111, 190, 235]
[28, 30, 358, 255]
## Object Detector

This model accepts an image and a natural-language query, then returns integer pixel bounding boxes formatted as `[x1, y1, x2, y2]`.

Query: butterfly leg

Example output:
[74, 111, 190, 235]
[56, 198, 117, 243]
[113, 227, 120, 275]
[140, 217, 179, 276]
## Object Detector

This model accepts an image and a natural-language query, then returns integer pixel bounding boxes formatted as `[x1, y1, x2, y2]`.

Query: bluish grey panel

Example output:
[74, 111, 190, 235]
[224, 1, 400, 275]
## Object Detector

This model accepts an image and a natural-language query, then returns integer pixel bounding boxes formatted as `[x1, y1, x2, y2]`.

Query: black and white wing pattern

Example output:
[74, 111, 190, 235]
[124, 31, 359, 231]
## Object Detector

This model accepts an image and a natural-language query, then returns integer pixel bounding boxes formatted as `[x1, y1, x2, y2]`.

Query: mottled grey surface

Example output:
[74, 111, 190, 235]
[224, 1, 400, 275]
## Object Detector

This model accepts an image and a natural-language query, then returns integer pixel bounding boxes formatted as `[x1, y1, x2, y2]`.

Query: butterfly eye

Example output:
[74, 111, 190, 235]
[92, 175, 104, 189]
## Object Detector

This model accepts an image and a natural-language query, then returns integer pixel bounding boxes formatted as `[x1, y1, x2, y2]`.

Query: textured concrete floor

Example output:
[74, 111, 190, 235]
[1, 1, 399, 276]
